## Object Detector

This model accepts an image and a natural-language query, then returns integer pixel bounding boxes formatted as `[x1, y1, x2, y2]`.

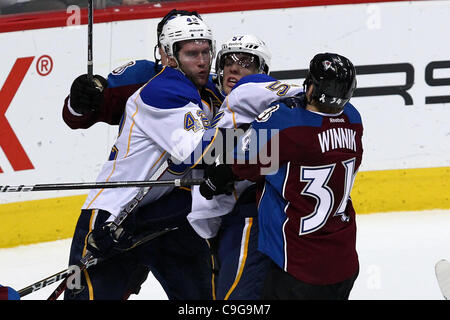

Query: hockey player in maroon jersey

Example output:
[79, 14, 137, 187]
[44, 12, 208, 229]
[201, 52, 362, 299]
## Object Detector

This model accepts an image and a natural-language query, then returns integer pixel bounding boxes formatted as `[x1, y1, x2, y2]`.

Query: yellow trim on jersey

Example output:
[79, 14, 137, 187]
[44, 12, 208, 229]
[86, 78, 168, 210]
[150, 151, 167, 172]
[82, 209, 97, 257]
[202, 99, 212, 112]
[225, 96, 238, 129]
[232, 189, 238, 201]
[167, 167, 189, 175]
[82, 209, 97, 300]
[204, 87, 222, 105]
[0, 166, 449, 248]
[86, 96, 141, 209]
[206, 238, 217, 300]
[124, 65, 166, 157]
[137, 66, 166, 94]
[224, 217, 253, 300]
[84, 269, 94, 300]
[85, 158, 117, 209]
[122, 68, 166, 156]
[190, 127, 219, 169]
[125, 100, 139, 158]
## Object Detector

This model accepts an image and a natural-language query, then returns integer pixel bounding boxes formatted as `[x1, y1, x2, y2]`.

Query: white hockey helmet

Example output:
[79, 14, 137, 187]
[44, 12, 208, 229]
[159, 14, 215, 59]
[215, 34, 272, 75]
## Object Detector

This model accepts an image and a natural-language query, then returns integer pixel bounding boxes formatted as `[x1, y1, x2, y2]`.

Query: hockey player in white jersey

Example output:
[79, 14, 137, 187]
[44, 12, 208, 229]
[187, 35, 303, 299]
[65, 14, 219, 300]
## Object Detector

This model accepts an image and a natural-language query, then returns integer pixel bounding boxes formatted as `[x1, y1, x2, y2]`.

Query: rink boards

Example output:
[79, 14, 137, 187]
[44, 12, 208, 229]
[0, 0, 449, 247]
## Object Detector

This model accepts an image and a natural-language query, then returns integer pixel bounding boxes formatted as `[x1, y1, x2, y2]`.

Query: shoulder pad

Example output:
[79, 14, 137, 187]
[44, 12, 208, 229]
[140, 67, 201, 109]
[343, 102, 362, 124]
[231, 73, 277, 91]
[108, 60, 162, 88]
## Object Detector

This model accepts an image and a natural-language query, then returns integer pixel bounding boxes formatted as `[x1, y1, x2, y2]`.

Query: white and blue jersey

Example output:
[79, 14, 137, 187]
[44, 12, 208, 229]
[63, 59, 222, 130]
[187, 74, 303, 238]
[82, 66, 213, 218]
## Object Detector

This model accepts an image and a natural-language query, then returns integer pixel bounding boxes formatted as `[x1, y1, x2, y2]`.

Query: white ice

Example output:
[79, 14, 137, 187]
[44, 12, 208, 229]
[1, 209, 449, 300]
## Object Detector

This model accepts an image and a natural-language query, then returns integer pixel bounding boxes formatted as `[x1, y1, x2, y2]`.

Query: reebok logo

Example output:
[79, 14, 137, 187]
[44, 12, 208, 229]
[329, 118, 345, 123]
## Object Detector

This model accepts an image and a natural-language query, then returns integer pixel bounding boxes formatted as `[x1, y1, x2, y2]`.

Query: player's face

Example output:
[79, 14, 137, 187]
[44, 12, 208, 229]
[221, 53, 259, 95]
[172, 40, 212, 89]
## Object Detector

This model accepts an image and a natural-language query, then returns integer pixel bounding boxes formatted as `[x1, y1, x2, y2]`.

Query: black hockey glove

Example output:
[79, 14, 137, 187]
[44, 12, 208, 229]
[200, 164, 235, 200]
[69, 74, 107, 114]
[86, 221, 134, 258]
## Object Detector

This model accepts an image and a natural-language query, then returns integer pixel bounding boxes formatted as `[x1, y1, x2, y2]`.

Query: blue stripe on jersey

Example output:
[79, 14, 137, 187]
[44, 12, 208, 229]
[235, 103, 324, 164]
[343, 102, 362, 124]
[253, 102, 323, 132]
[257, 164, 289, 268]
[231, 73, 277, 92]
[107, 60, 162, 88]
[167, 161, 189, 175]
[139, 67, 202, 109]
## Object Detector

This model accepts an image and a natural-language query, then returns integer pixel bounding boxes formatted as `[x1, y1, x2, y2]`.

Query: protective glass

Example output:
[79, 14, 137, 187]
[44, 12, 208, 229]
[176, 40, 213, 64]
[220, 53, 259, 70]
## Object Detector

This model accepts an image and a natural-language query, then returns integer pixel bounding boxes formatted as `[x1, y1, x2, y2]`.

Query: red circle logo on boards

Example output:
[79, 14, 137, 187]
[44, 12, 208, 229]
[36, 55, 53, 76]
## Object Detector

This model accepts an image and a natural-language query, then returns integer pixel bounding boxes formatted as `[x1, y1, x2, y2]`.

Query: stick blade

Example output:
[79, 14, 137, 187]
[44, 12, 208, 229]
[435, 259, 450, 300]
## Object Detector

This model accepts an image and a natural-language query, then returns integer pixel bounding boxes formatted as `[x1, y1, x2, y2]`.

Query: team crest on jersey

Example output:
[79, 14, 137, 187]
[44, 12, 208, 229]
[256, 105, 279, 122]
[112, 61, 136, 75]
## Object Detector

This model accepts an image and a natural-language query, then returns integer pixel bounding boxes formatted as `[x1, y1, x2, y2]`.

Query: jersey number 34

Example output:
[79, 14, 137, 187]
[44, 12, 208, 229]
[298, 158, 357, 235]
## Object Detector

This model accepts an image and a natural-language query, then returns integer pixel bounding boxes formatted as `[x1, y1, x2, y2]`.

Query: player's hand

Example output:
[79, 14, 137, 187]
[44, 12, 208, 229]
[200, 164, 235, 200]
[69, 74, 107, 115]
[86, 222, 133, 258]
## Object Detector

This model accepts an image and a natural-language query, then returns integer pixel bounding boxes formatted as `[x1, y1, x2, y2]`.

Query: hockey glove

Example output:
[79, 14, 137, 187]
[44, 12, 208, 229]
[69, 74, 107, 114]
[86, 221, 133, 258]
[200, 164, 235, 200]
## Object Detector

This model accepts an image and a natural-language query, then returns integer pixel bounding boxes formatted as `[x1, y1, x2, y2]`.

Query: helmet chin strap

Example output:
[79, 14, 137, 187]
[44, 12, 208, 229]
[167, 54, 185, 75]
[175, 59, 185, 75]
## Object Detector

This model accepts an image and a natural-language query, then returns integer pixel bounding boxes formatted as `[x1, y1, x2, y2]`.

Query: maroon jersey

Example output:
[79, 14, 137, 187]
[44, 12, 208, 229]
[62, 60, 160, 129]
[62, 60, 223, 129]
[233, 97, 363, 285]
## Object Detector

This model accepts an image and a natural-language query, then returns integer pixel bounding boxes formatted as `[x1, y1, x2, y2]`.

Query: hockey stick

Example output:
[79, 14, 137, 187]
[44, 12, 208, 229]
[0, 178, 204, 192]
[44, 163, 177, 299]
[435, 259, 450, 300]
[17, 227, 177, 299]
[87, 0, 93, 81]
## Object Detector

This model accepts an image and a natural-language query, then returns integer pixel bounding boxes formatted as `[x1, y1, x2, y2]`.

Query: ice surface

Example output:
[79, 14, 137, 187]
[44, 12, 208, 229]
[1, 210, 449, 300]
